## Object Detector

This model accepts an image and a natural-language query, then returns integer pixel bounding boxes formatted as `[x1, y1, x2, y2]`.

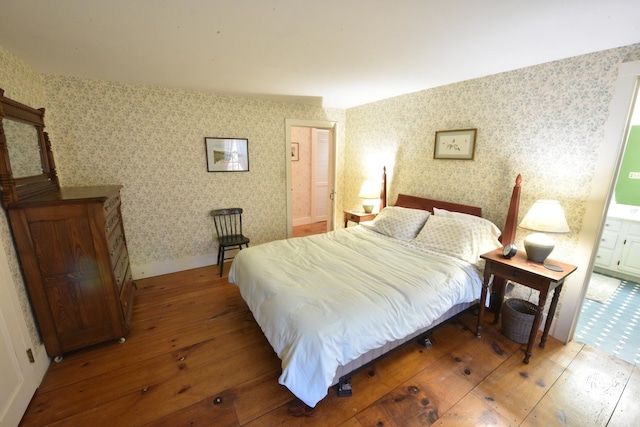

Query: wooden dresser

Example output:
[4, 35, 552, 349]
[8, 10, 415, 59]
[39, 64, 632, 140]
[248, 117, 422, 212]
[7, 186, 135, 361]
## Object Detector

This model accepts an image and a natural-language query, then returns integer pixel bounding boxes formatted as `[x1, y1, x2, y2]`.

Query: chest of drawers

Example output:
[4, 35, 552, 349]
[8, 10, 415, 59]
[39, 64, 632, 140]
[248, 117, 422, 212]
[7, 186, 135, 360]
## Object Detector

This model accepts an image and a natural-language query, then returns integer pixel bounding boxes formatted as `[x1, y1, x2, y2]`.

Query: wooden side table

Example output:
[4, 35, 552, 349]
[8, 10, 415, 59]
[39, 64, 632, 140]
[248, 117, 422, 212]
[475, 248, 577, 363]
[344, 210, 376, 227]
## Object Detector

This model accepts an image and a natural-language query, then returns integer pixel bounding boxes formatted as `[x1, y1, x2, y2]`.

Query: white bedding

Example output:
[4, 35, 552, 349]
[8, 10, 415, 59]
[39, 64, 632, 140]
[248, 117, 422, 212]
[228, 226, 483, 407]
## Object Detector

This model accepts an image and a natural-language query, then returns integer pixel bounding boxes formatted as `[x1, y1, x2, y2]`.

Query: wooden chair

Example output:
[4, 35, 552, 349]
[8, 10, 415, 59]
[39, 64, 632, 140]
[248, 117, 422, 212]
[211, 208, 250, 276]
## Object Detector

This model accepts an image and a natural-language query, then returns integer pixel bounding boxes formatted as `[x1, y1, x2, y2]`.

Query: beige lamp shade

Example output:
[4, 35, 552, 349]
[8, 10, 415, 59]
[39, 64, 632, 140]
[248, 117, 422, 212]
[359, 180, 380, 213]
[519, 199, 570, 263]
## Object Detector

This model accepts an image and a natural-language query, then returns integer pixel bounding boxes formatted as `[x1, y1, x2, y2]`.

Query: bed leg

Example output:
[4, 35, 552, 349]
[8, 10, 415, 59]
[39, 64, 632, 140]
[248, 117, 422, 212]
[338, 377, 353, 397]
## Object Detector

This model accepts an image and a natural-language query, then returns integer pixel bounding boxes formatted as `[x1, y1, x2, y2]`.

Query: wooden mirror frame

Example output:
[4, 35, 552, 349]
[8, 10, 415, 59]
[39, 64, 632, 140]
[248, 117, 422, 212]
[0, 88, 58, 207]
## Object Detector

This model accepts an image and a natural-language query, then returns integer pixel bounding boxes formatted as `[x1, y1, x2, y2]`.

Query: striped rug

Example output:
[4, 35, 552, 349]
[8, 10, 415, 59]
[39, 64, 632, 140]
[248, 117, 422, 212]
[574, 278, 640, 366]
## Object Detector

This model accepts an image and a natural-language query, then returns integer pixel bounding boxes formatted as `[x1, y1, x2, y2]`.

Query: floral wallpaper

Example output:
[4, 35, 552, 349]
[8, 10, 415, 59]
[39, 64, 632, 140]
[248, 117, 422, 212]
[43, 79, 347, 277]
[344, 44, 640, 311]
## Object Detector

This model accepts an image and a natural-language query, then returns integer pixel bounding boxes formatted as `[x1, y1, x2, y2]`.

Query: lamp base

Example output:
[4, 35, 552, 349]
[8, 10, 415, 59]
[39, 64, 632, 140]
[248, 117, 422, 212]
[544, 263, 564, 272]
[362, 203, 374, 214]
[523, 233, 555, 263]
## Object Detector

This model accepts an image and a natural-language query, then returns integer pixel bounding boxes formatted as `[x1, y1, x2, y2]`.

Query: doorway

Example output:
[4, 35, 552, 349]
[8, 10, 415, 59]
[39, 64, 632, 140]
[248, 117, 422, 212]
[285, 119, 337, 238]
[574, 93, 640, 365]
[557, 62, 640, 365]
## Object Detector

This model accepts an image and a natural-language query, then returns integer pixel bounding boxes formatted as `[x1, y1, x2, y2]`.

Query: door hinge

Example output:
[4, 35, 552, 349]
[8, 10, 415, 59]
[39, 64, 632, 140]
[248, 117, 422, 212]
[26, 348, 35, 364]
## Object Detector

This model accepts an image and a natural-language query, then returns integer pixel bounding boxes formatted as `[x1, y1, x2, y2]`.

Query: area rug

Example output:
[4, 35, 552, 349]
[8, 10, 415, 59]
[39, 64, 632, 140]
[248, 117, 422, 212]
[586, 273, 621, 304]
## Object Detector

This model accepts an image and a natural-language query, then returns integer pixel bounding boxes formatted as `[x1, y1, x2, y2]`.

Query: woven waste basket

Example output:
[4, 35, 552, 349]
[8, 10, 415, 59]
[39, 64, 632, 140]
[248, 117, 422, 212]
[501, 298, 537, 344]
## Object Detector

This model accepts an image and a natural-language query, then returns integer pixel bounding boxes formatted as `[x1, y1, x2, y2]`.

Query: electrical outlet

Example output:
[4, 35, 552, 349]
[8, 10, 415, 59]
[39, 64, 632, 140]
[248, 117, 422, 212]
[629, 172, 640, 179]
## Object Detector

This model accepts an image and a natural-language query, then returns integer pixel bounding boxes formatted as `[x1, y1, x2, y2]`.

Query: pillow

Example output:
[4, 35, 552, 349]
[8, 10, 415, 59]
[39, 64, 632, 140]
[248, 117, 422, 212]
[412, 215, 502, 266]
[361, 206, 430, 241]
[433, 207, 502, 240]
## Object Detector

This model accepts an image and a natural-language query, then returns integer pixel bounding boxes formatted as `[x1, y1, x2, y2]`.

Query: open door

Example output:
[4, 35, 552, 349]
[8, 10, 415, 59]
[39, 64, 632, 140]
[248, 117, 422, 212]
[285, 119, 337, 238]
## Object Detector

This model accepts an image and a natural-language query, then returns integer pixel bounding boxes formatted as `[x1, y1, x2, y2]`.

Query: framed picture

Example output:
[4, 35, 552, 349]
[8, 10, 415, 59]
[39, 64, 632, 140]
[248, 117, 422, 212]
[291, 142, 299, 161]
[205, 137, 249, 172]
[433, 128, 477, 160]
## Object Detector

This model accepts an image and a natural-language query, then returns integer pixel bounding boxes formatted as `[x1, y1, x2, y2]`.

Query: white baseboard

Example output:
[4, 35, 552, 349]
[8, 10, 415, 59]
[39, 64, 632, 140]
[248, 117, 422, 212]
[131, 253, 218, 280]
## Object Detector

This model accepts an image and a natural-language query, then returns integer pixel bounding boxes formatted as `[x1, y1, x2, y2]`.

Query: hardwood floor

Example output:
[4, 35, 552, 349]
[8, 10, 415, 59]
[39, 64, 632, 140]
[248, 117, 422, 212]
[19, 264, 640, 426]
[292, 221, 328, 237]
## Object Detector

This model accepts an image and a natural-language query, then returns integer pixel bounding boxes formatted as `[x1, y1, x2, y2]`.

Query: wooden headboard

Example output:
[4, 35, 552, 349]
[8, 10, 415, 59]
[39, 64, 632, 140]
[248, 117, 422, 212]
[394, 193, 482, 217]
[388, 173, 522, 245]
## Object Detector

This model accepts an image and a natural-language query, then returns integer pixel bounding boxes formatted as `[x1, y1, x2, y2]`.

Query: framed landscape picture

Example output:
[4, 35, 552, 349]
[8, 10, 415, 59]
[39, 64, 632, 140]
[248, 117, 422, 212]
[205, 137, 249, 172]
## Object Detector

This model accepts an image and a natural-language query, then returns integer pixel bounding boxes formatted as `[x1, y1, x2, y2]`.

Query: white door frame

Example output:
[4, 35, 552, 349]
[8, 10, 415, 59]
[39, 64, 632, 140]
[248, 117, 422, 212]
[558, 61, 640, 342]
[285, 119, 337, 238]
[0, 240, 48, 426]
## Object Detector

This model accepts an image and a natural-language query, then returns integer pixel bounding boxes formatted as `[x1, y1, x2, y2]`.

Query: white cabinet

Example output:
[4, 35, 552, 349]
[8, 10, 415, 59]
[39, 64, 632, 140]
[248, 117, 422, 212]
[595, 218, 640, 280]
[619, 222, 640, 276]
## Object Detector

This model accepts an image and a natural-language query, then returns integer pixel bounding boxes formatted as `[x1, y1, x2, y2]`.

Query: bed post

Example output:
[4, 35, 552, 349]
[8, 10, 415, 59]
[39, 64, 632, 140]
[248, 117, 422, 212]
[490, 174, 522, 317]
[500, 174, 522, 245]
[380, 166, 387, 211]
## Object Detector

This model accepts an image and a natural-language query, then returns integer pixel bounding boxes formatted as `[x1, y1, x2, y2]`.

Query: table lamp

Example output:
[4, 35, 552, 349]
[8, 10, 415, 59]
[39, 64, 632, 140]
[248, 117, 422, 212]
[358, 180, 380, 213]
[519, 199, 570, 270]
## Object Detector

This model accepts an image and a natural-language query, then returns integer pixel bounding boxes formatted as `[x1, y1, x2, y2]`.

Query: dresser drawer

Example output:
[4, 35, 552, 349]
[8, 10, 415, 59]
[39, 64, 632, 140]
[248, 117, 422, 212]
[595, 247, 613, 267]
[603, 219, 622, 232]
[108, 221, 125, 266]
[114, 247, 130, 294]
[599, 230, 620, 250]
[103, 193, 121, 216]
[119, 269, 136, 324]
[105, 208, 120, 236]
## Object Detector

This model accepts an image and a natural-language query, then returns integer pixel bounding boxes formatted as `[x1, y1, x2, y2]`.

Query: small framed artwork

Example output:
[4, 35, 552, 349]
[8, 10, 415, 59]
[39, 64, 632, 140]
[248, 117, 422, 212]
[434, 128, 477, 160]
[291, 142, 299, 161]
[205, 137, 249, 172]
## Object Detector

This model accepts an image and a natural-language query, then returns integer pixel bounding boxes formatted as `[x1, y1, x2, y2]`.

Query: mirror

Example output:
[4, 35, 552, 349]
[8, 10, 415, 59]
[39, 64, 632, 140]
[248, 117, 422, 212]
[0, 88, 58, 207]
[3, 119, 43, 178]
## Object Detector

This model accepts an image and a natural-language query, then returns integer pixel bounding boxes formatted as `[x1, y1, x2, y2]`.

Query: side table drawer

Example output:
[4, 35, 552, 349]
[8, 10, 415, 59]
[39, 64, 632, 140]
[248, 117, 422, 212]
[487, 261, 548, 289]
[345, 212, 361, 223]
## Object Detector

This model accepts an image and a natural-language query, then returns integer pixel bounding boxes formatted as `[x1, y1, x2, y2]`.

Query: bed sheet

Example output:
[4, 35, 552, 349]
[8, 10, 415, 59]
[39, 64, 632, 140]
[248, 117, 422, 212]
[228, 227, 482, 407]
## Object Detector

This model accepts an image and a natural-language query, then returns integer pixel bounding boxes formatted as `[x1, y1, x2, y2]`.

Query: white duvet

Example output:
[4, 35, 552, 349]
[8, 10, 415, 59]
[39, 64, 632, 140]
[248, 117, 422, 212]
[228, 227, 482, 407]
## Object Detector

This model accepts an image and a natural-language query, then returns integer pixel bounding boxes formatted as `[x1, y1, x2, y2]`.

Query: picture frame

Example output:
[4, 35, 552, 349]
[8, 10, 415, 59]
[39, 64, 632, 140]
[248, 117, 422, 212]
[433, 128, 477, 160]
[291, 142, 299, 161]
[205, 137, 249, 172]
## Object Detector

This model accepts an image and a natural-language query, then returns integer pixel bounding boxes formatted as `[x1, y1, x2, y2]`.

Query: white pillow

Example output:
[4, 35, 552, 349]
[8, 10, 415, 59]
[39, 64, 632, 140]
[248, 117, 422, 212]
[433, 207, 502, 240]
[361, 206, 430, 241]
[412, 215, 502, 266]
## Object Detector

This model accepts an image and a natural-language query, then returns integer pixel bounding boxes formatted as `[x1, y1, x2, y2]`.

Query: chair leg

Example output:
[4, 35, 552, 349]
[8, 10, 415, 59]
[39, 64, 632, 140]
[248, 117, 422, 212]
[218, 247, 224, 277]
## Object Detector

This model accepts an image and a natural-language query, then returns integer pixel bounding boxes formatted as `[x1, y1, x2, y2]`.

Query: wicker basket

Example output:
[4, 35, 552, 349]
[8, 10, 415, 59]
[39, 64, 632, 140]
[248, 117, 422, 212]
[501, 298, 537, 344]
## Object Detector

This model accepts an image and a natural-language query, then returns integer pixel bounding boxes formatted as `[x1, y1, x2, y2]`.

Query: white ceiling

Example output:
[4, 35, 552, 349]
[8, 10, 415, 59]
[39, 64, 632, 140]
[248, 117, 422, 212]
[1, 1, 639, 108]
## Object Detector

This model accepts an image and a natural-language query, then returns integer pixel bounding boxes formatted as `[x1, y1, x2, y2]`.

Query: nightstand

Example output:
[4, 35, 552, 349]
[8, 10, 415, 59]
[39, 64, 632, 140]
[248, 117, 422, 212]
[475, 248, 577, 363]
[344, 210, 376, 227]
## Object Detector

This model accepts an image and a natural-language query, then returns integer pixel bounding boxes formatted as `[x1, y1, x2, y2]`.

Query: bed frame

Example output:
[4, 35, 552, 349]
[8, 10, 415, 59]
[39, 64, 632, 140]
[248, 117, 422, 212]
[334, 170, 522, 397]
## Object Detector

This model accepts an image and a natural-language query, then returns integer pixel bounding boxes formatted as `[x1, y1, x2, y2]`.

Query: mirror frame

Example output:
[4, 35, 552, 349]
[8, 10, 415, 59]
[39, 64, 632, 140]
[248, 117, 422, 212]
[0, 88, 58, 207]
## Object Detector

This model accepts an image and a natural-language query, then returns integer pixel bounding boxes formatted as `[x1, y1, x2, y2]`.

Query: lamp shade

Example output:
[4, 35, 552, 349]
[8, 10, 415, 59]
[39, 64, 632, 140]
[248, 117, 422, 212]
[359, 180, 380, 213]
[519, 200, 570, 233]
[519, 199, 569, 264]
[358, 180, 380, 199]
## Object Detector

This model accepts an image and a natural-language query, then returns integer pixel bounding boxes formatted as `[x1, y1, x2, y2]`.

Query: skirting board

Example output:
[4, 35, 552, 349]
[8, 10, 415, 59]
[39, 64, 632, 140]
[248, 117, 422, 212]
[131, 253, 218, 280]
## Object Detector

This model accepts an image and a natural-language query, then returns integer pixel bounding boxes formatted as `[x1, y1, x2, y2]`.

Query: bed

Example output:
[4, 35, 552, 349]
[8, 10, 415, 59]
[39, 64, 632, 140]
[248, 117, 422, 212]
[228, 172, 522, 408]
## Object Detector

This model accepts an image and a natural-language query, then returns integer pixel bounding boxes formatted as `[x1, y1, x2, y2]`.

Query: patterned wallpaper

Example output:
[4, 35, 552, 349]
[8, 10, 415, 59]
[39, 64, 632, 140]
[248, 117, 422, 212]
[41, 78, 347, 276]
[345, 44, 640, 262]
[344, 44, 640, 310]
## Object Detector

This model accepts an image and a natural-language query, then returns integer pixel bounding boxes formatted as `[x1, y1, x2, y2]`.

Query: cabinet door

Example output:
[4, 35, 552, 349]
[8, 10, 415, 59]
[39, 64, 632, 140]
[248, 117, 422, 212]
[619, 231, 640, 277]
[27, 206, 115, 352]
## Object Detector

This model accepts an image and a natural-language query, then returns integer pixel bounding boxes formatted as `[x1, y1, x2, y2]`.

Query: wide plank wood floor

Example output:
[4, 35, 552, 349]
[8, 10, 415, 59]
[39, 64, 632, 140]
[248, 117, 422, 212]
[19, 263, 639, 426]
